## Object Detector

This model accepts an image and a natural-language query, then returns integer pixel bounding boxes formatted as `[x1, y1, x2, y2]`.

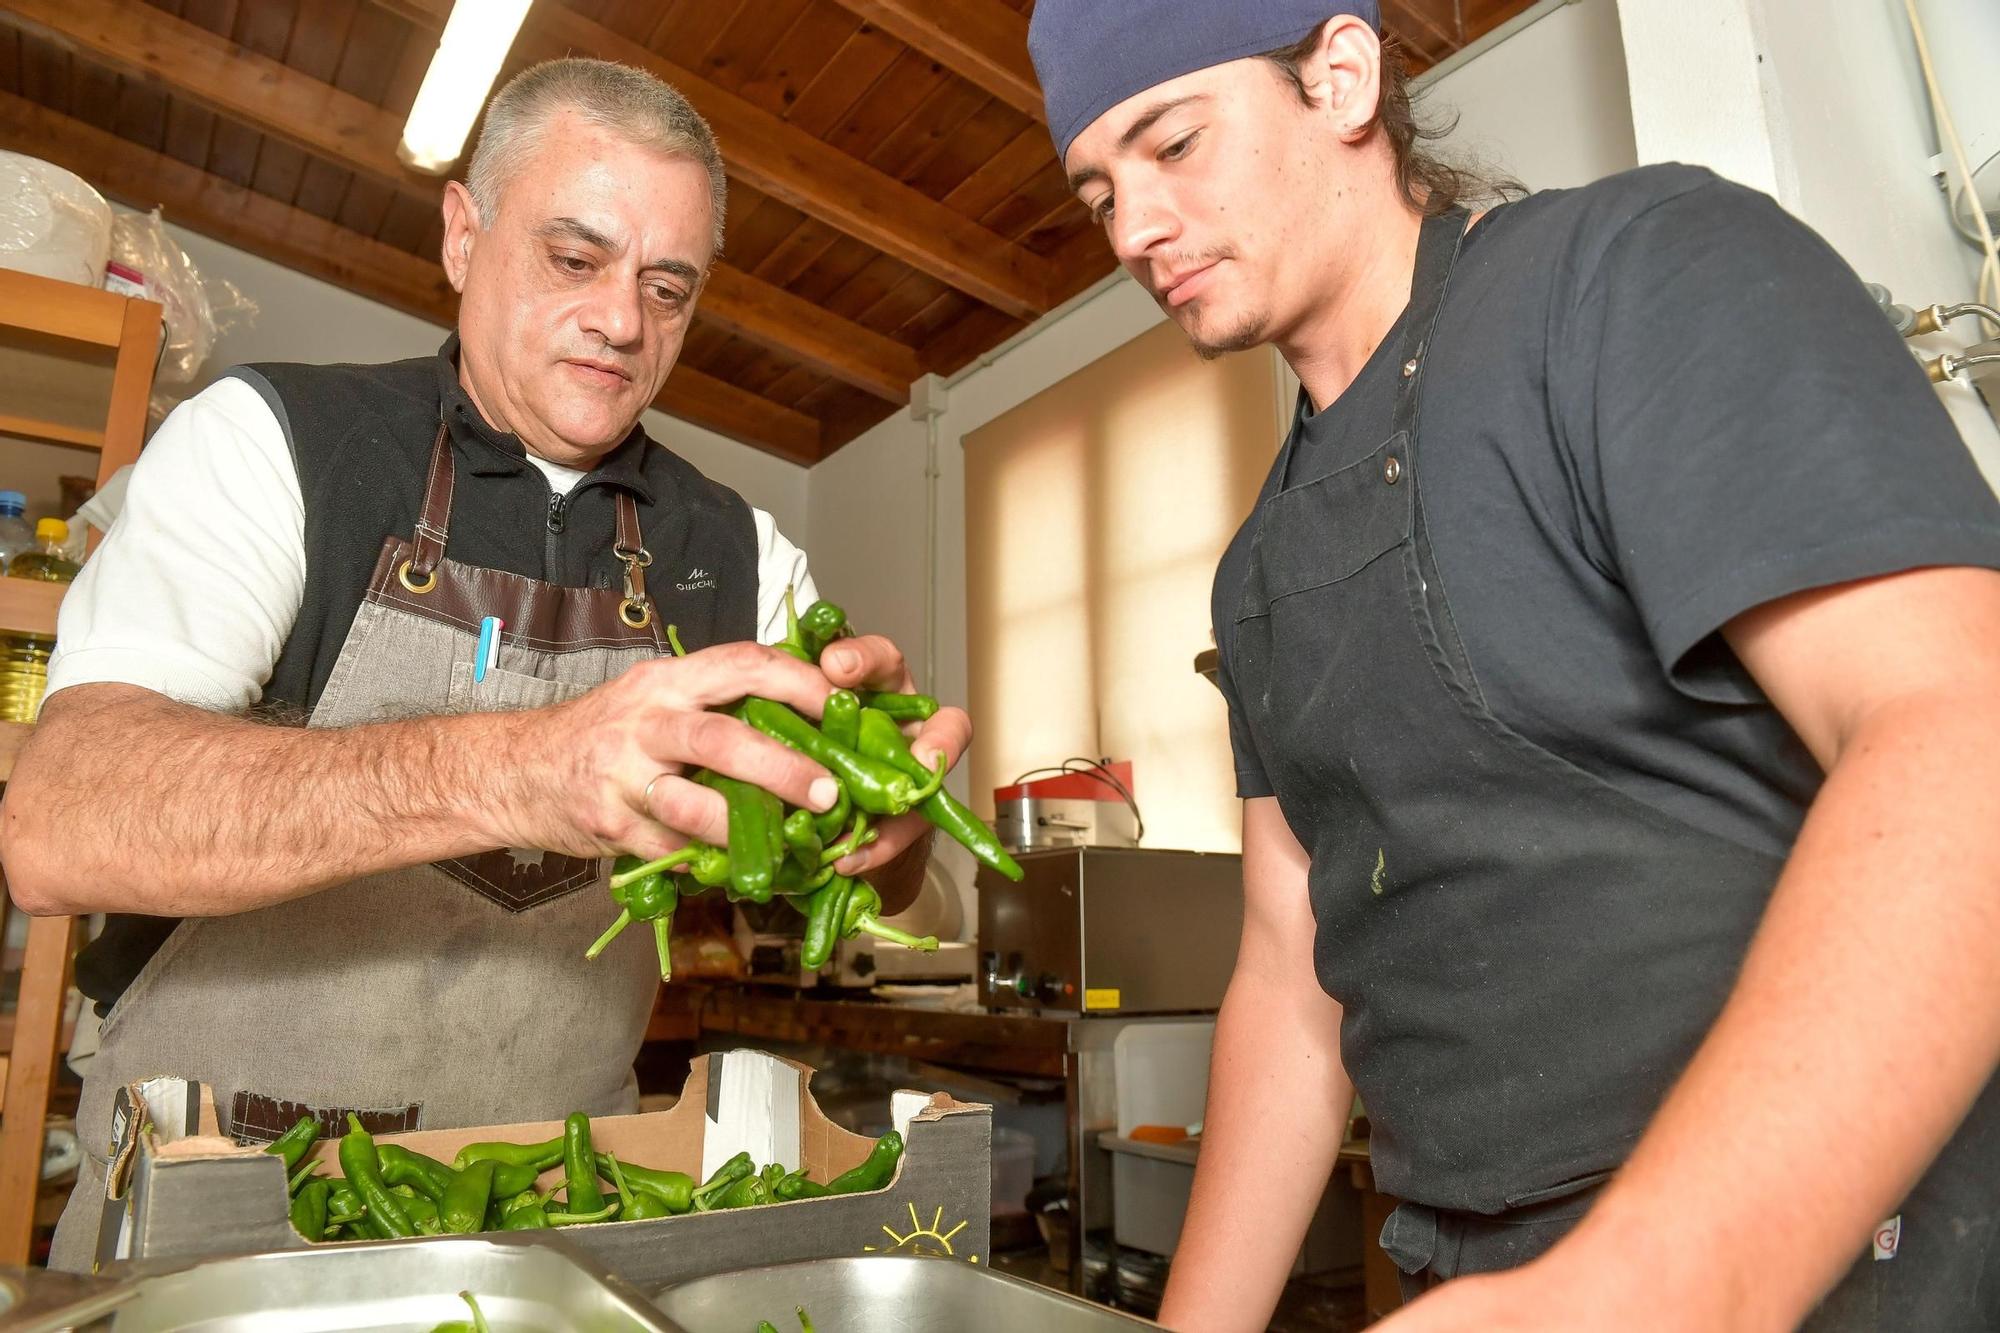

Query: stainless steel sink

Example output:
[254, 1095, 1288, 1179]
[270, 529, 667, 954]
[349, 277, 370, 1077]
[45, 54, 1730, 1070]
[654, 1255, 1160, 1332]
[4, 1235, 686, 1333]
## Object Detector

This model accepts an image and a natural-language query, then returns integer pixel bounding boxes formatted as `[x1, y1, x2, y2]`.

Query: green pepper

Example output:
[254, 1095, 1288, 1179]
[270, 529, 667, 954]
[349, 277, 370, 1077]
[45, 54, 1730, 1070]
[782, 808, 822, 873]
[817, 813, 874, 868]
[827, 1130, 904, 1195]
[800, 600, 848, 659]
[396, 1188, 444, 1235]
[264, 1115, 321, 1173]
[820, 688, 862, 752]
[860, 691, 939, 723]
[713, 1172, 773, 1209]
[690, 1151, 755, 1211]
[776, 587, 812, 662]
[799, 875, 856, 970]
[762, 1162, 789, 1191]
[600, 1151, 677, 1221]
[496, 1188, 554, 1230]
[439, 1159, 494, 1235]
[453, 1136, 564, 1173]
[339, 1115, 417, 1239]
[588, 872, 679, 961]
[654, 913, 675, 981]
[561, 1112, 604, 1216]
[287, 1158, 322, 1196]
[595, 1153, 695, 1213]
[856, 706, 1023, 881]
[428, 1290, 492, 1333]
[840, 882, 938, 953]
[289, 1178, 332, 1242]
[489, 1160, 542, 1199]
[797, 1309, 817, 1333]
[774, 1168, 832, 1201]
[378, 1144, 456, 1203]
[326, 1181, 366, 1226]
[737, 698, 941, 816]
[759, 1324, 782, 1333]
[700, 773, 778, 902]
[546, 1197, 621, 1225]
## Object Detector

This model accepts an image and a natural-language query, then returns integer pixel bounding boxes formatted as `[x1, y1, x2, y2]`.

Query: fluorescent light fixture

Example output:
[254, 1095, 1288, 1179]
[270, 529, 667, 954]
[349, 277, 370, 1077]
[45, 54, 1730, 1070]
[397, 0, 536, 175]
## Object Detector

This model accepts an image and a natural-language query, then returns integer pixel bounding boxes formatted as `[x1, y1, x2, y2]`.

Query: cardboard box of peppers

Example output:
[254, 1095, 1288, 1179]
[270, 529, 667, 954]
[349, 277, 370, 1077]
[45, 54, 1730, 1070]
[268, 1103, 906, 1243]
[586, 592, 1025, 980]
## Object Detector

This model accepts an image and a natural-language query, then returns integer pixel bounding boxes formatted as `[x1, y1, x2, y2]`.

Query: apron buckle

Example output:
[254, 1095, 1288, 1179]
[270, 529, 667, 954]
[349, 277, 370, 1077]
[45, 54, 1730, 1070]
[615, 541, 654, 629]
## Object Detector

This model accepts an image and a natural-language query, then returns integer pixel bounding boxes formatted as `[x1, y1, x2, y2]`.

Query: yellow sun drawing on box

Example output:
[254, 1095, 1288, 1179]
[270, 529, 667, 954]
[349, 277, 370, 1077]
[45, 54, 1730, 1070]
[863, 1202, 978, 1264]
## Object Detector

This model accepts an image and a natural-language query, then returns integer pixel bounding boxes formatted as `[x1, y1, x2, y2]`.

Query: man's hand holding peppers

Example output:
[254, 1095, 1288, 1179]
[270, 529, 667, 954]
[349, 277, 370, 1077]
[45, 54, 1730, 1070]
[494, 626, 966, 919]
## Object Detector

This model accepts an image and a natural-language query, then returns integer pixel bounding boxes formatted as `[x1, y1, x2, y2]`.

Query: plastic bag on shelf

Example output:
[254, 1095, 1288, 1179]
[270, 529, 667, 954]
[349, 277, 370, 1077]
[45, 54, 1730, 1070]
[105, 209, 258, 423]
[0, 151, 113, 288]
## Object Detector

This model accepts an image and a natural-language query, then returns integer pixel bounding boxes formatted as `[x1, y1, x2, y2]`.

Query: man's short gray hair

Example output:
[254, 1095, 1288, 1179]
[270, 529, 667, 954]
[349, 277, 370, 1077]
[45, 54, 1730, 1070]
[466, 57, 728, 253]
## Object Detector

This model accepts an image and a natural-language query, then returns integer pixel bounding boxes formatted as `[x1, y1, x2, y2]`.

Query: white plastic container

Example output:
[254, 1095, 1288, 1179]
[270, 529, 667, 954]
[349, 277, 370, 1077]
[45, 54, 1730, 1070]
[0, 151, 113, 287]
[1108, 1021, 1214, 1256]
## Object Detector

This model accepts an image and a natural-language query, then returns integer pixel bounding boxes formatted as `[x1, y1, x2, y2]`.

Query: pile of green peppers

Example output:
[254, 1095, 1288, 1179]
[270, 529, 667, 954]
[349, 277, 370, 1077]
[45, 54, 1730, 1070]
[272, 1110, 906, 1244]
[587, 592, 1024, 980]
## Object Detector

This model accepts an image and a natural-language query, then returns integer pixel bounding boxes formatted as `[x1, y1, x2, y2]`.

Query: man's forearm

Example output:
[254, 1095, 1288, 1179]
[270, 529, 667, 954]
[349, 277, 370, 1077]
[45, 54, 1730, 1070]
[1549, 693, 2000, 1330]
[1158, 971, 1352, 1332]
[1, 684, 526, 916]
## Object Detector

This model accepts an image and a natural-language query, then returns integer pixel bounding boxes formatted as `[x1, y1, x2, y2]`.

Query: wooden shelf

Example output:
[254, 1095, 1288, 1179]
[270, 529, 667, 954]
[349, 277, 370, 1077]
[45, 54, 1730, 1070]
[0, 266, 158, 1267]
[0, 1010, 76, 1056]
[0, 579, 64, 638]
[0, 270, 135, 349]
[0, 411, 105, 450]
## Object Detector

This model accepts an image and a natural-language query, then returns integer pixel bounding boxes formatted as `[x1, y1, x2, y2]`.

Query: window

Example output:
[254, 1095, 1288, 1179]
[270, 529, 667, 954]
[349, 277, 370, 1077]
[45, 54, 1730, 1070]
[964, 323, 1284, 853]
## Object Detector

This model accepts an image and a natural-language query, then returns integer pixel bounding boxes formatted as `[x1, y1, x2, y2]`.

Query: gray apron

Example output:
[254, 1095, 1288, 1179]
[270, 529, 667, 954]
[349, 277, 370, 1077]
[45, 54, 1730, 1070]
[50, 424, 668, 1270]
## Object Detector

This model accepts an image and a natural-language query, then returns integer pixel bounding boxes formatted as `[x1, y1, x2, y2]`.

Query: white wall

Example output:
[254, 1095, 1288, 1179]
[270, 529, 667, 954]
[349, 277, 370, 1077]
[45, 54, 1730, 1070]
[1617, 0, 2000, 483]
[157, 224, 812, 540]
[1420, 0, 1637, 191]
[803, 0, 1639, 857]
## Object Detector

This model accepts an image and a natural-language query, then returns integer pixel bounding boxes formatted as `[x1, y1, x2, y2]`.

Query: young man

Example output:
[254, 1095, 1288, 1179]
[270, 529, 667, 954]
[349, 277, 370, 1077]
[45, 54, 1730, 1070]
[1030, 4, 2000, 1330]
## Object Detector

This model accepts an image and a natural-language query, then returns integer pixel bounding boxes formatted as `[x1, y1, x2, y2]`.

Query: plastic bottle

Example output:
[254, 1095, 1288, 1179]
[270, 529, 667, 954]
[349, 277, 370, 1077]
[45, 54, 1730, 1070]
[0, 518, 81, 722]
[8, 518, 81, 582]
[0, 491, 32, 574]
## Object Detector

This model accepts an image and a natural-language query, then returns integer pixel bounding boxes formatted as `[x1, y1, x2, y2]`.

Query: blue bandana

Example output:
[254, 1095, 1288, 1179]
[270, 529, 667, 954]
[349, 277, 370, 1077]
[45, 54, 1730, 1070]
[1028, 2, 1382, 164]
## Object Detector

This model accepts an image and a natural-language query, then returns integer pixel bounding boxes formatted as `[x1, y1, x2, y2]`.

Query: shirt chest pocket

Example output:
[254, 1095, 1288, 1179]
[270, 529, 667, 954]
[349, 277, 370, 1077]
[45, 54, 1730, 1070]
[1238, 433, 1416, 620]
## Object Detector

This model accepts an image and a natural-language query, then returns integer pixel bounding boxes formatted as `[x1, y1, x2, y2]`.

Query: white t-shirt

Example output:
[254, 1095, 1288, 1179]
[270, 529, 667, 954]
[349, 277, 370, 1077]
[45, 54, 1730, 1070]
[48, 375, 816, 713]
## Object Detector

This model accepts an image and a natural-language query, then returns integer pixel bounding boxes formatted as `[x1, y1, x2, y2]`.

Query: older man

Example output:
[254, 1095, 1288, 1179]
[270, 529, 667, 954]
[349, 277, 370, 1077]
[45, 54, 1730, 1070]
[6, 58, 960, 1271]
[1028, 2, 2000, 1331]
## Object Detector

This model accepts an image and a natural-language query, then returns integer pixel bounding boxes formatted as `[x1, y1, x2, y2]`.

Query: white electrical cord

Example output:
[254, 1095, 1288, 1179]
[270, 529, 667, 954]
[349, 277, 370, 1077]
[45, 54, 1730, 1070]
[1905, 0, 2000, 332]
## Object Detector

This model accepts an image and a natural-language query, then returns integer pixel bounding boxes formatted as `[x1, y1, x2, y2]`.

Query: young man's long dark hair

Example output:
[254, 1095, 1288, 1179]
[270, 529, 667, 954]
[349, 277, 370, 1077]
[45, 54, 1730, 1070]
[1263, 33, 1523, 216]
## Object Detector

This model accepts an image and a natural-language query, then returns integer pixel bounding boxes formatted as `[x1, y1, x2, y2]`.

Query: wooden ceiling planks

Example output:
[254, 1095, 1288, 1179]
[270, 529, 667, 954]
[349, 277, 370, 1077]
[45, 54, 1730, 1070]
[821, 0, 1041, 122]
[0, 0, 1540, 463]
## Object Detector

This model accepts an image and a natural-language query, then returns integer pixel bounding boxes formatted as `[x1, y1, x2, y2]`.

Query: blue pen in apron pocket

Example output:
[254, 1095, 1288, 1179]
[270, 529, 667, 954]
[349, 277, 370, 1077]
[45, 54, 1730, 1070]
[474, 616, 503, 683]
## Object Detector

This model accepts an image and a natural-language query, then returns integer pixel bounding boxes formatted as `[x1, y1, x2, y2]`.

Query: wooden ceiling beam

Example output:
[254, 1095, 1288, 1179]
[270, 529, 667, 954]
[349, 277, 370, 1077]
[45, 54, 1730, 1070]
[0, 0, 916, 406]
[0, 90, 821, 464]
[822, 0, 1045, 123]
[371, 0, 1058, 318]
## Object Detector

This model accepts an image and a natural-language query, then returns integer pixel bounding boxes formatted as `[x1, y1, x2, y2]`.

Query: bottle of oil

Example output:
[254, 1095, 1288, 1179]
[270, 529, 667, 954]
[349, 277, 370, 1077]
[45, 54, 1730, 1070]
[0, 518, 81, 722]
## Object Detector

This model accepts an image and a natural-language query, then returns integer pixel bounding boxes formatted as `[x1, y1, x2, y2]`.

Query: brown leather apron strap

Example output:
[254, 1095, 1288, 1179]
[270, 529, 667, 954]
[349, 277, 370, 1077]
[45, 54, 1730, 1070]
[400, 421, 454, 593]
[613, 492, 654, 631]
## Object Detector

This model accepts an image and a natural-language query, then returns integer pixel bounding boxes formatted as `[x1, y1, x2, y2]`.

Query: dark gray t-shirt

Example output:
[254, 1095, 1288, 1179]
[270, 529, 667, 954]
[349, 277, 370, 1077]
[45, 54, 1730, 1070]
[1213, 164, 2000, 857]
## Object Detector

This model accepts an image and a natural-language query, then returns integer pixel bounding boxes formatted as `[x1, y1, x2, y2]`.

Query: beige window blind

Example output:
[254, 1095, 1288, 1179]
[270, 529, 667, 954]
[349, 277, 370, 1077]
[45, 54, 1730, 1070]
[964, 321, 1284, 853]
